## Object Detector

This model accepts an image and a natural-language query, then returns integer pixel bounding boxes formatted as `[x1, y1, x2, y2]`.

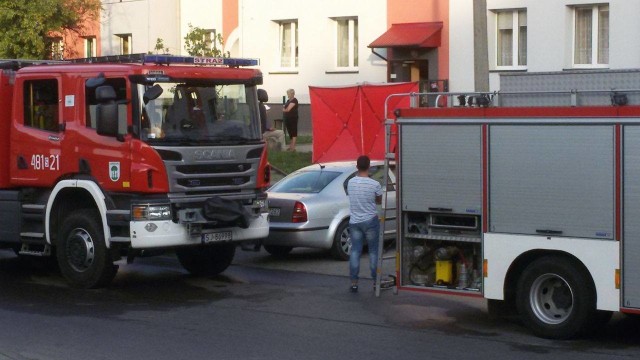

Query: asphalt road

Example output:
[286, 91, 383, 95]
[0, 247, 639, 360]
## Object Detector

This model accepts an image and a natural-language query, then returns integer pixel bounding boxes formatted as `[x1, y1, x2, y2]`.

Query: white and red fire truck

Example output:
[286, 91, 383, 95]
[0, 54, 271, 288]
[390, 70, 640, 339]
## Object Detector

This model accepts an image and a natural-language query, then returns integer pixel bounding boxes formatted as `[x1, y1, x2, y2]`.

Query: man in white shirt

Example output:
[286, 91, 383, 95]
[347, 155, 382, 293]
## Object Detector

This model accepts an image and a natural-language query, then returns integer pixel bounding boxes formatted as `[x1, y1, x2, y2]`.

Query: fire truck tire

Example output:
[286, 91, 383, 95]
[330, 221, 351, 261]
[176, 243, 236, 276]
[516, 256, 597, 339]
[264, 245, 293, 257]
[57, 210, 118, 289]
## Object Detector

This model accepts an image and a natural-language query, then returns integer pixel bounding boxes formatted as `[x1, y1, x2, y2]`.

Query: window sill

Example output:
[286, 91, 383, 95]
[325, 68, 359, 74]
[570, 64, 609, 70]
[490, 67, 528, 73]
[268, 69, 299, 75]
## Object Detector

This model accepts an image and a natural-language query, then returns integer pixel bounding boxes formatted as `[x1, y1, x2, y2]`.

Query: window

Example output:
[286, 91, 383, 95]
[270, 170, 341, 194]
[116, 34, 132, 55]
[496, 10, 526, 68]
[49, 37, 64, 60]
[84, 37, 96, 57]
[278, 20, 298, 68]
[574, 4, 608, 66]
[203, 29, 217, 53]
[23, 79, 59, 132]
[336, 18, 358, 68]
[368, 166, 395, 191]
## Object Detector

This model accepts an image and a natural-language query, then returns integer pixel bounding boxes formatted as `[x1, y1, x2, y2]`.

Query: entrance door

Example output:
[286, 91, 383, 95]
[389, 60, 428, 83]
[390, 60, 432, 105]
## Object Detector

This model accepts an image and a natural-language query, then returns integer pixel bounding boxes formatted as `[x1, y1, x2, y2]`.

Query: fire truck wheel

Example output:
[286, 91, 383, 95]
[176, 243, 236, 276]
[263, 245, 293, 257]
[516, 256, 596, 339]
[330, 221, 350, 261]
[57, 210, 118, 289]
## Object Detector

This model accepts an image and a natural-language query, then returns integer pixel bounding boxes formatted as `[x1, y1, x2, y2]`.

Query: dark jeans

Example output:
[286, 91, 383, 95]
[348, 216, 380, 282]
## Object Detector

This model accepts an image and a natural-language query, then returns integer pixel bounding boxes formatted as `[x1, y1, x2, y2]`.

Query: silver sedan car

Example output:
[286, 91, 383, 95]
[263, 161, 396, 260]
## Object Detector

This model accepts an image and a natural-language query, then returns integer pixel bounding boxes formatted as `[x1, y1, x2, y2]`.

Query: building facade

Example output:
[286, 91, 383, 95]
[96, 0, 450, 104]
[451, 0, 640, 91]
[68, 1, 640, 93]
[67, 0, 639, 132]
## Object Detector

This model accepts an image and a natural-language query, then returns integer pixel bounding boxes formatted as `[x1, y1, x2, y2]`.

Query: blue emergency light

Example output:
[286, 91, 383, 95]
[143, 55, 259, 67]
[69, 54, 259, 67]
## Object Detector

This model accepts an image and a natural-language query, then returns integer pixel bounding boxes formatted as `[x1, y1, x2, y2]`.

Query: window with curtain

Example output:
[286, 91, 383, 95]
[279, 20, 298, 68]
[336, 18, 358, 68]
[574, 4, 608, 66]
[518, 11, 527, 66]
[496, 9, 526, 68]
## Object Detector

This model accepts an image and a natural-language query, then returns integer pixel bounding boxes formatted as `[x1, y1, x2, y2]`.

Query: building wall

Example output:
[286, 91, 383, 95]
[62, 14, 101, 59]
[450, 0, 640, 92]
[387, 0, 449, 81]
[101, 0, 181, 55]
[239, 0, 388, 105]
[179, 0, 223, 54]
[238, 0, 391, 135]
[448, 0, 475, 92]
[222, 0, 239, 45]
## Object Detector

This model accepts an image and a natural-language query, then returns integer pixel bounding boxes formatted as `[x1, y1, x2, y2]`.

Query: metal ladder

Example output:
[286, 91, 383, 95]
[374, 118, 399, 297]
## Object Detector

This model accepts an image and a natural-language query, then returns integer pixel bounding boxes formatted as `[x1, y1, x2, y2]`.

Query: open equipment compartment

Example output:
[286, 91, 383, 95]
[397, 121, 483, 294]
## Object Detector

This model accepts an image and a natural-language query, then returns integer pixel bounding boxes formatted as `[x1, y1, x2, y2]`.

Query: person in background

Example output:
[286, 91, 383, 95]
[347, 155, 383, 293]
[282, 88, 298, 151]
[258, 89, 284, 150]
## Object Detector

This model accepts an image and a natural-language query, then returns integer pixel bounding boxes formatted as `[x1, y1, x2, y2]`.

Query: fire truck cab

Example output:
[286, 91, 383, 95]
[0, 55, 271, 288]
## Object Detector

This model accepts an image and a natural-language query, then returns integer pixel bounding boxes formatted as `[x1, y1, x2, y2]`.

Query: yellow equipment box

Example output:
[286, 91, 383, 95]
[435, 260, 453, 285]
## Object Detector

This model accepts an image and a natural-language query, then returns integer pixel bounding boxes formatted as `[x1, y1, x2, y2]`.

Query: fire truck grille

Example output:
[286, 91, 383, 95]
[157, 145, 263, 195]
[176, 163, 251, 174]
[177, 176, 250, 188]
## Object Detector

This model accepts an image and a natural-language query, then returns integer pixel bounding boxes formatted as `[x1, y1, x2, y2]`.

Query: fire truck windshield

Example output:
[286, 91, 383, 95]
[137, 83, 261, 144]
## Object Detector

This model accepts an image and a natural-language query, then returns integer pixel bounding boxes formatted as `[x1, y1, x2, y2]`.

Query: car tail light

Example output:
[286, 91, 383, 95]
[292, 201, 308, 223]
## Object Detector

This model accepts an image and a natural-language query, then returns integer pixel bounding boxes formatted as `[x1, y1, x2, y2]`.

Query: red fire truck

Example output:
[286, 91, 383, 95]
[0, 54, 271, 288]
[390, 71, 640, 338]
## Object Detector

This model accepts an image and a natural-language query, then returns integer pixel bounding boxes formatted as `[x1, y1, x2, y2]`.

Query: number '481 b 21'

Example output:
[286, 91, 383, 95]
[31, 154, 60, 171]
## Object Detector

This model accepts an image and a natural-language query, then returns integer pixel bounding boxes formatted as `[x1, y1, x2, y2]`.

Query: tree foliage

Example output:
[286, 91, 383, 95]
[0, 0, 100, 59]
[184, 24, 229, 57]
[154, 38, 169, 54]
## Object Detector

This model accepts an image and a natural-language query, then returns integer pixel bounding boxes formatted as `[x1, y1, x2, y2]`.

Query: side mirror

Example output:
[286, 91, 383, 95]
[143, 84, 163, 104]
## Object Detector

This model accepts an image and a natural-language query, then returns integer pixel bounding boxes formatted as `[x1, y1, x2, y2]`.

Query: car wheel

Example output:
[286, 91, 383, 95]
[330, 221, 350, 261]
[176, 243, 236, 276]
[264, 245, 293, 257]
[57, 210, 118, 288]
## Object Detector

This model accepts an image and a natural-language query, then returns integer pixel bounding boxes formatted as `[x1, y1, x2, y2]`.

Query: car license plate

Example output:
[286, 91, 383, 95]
[201, 231, 232, 244]
[269, 207, 280, 216]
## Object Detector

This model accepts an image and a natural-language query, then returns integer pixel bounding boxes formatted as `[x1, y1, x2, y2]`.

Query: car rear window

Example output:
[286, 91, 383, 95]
[270, 170, 341, 193]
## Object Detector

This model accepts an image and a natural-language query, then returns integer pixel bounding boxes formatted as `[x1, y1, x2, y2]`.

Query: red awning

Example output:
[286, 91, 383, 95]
[368, 22, 442, 48]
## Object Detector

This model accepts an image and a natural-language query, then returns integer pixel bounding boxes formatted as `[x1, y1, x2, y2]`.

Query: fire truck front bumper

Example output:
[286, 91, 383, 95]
[129, 213, 269, 249]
